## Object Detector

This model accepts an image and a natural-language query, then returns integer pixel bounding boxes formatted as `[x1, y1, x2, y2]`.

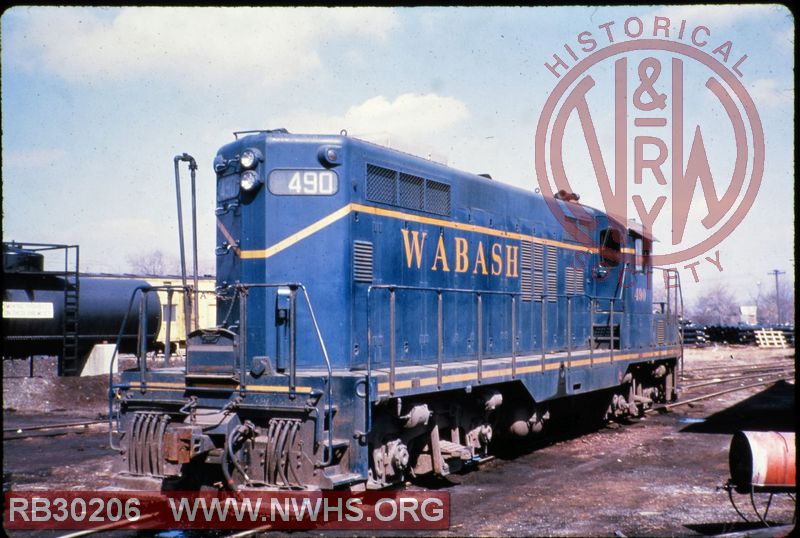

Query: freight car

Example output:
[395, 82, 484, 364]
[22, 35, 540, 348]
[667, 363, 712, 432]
[111, 129, 682, 491]
[84, 273, 217, 356]
[2, 242, 161, 376]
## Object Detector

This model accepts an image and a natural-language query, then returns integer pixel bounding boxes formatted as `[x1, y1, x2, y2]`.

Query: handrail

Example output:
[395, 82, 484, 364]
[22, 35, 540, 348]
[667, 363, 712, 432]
[651, 266, 684, 373]
[590, 297, 595, 365]
[511, 296, 517, 378]
[649, 265, 683, 383]
[365, 283, 681, 400]
[111, 284, 199, 374]
[367, 284, 526, 396]
[107, 284, 156, 450]
[437, 291, 443, 386]
[233, 282, 334, 467]
[108, 281, 336, 467]
[138, 295, 148, 388]
[477, 293, 483, 383]
[567, 295, 572, 362]
[107, 283, 212, 450]
[238, 287, 248, 392]
[174, 153, 199, 334]
[164, 288, 174, 366]
[366, 285, 605, 396]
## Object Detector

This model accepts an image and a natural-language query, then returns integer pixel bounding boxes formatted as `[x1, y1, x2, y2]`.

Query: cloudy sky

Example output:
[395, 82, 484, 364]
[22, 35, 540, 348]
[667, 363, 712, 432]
[1, 6, 794, 307]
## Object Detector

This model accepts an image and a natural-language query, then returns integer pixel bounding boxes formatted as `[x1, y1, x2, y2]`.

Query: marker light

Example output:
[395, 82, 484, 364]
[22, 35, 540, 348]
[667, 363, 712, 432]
[240, 170, 261, 191]
[318, 145, 342, 167]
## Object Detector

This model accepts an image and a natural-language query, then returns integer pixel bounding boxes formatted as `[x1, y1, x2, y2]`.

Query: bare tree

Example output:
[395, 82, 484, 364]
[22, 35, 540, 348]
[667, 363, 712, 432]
[126, 249, 173, 276]
[755, 286, 795, 325]
[690, 285, 740, 326]
[652, 281, 667, 305]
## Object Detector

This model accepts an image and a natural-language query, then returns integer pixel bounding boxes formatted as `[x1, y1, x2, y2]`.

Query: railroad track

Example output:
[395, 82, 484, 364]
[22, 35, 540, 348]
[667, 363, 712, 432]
[3, 419, 107, 441]
[40, 376, 792, 538]
[681, 357, 794, 376]
[55, 513, 158, 538]
[681, 362, 794, 377]
[224, 524, 275, 538]
[679, 363, 795, 382]
[680, 368, 795, 390]
[659, 372, 794, 411]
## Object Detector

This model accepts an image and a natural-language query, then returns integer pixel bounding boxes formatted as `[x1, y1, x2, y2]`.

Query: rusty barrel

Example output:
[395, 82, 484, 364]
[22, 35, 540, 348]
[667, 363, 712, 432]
[729, 431, 796, 493]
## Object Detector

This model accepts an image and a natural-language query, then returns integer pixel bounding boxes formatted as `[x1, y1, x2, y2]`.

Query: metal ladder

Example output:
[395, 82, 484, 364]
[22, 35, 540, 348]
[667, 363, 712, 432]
[663, 268, 684, 372]
[60, 247, 81, 376]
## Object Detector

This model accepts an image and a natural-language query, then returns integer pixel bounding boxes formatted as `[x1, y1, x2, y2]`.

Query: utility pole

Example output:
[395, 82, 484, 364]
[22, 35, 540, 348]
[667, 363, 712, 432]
[767, 269, 785, 324]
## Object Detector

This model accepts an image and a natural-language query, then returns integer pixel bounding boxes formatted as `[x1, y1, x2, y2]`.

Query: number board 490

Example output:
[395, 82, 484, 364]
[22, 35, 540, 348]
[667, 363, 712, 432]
[268, 169, 339, 196]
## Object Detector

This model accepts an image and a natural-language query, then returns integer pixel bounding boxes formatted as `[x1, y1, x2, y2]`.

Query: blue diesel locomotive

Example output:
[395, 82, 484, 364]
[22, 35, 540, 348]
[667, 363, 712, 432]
[111, 129, 682, 490]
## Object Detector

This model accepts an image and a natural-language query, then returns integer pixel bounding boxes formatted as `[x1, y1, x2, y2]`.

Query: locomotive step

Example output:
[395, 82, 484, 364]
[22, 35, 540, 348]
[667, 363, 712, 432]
[322, 438, 350, 448]
[437, 440, 472, 460]
[322, 472, 363, 489]
[322, 438, 351, 460]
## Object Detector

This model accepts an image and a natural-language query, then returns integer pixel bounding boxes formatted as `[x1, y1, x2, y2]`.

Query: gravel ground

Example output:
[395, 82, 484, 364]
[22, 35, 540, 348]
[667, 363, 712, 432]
[2, 346, 795, 536]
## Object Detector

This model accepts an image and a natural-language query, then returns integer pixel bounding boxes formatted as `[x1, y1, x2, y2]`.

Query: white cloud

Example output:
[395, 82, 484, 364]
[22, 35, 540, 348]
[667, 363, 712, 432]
[343, 93, 470, 138]
[3, 6, 400, 86]
[272, 92, 470, 161]
[749, 78, 793, 107]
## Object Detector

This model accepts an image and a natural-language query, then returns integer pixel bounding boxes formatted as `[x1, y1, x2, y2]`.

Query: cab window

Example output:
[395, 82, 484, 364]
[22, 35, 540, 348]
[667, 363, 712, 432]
[599, 228, 621, 267]
[634, 237, 643, 272]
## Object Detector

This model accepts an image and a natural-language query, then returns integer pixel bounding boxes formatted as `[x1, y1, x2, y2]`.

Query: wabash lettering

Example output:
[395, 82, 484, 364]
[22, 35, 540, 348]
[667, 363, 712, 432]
[401, 229, 519, 278]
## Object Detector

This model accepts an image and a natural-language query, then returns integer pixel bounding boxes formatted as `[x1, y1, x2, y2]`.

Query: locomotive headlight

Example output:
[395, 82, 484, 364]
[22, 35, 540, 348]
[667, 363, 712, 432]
[240, 170, 261, 191]
[239, 148, 261, 169]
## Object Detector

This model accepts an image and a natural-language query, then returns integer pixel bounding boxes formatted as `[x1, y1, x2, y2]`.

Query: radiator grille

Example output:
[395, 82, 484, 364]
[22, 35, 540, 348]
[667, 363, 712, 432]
[425, 180, 451, 216]
[399, 173, 424, 211]
[353, 241, 374, 283]
[366, 164, 451, 216]
[366, 164, 397, 205]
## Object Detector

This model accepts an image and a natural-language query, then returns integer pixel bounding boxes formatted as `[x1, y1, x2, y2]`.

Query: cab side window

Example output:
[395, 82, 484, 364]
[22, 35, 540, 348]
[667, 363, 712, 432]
[599, 228, 622, 267]
[634, 237, 644, 273]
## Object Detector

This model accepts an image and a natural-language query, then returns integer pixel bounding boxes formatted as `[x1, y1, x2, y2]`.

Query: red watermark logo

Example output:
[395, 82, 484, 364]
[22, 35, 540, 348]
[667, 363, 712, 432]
[535, 14, 764, 280]
[3, 490, 450, 531]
